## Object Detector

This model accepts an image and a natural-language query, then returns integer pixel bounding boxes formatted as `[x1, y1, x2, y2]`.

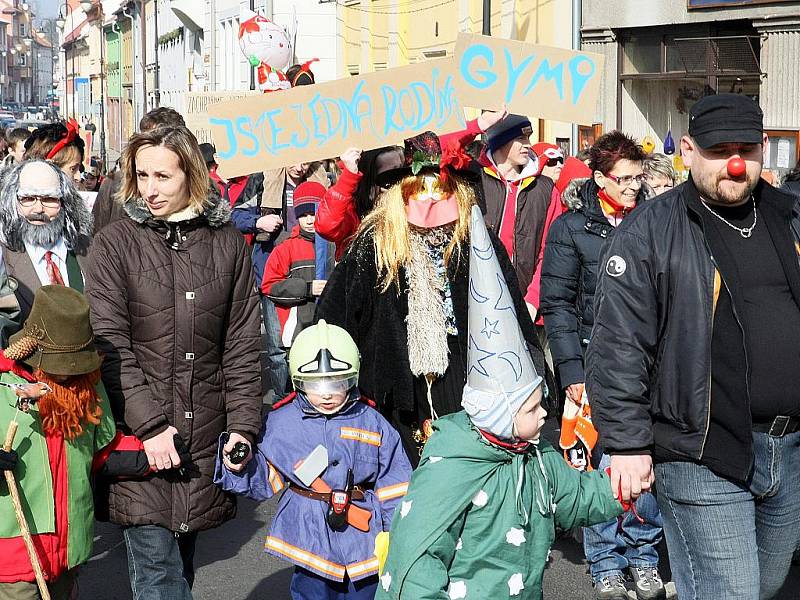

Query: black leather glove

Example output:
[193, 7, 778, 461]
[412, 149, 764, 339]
[173, 434, 192, 466]
[172, 434, 198, 477]
[0, 448, 18, 472]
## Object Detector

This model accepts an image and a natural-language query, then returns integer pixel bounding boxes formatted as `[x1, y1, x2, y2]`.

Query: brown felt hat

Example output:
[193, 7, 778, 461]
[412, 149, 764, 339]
[6, 285, 101, 376]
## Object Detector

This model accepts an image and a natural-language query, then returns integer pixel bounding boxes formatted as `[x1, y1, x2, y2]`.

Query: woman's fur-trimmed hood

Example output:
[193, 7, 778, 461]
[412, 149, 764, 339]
[561, 177, 590, 211]
[122, 182, 231, 228]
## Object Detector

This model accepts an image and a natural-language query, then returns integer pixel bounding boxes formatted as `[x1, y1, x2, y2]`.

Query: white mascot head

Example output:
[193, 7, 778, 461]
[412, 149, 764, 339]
[238, 10, 292, 92]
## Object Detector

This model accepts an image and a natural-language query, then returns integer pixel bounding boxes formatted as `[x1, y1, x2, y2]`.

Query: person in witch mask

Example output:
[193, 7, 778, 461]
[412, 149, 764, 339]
[316, 132, 544, 465]
[0, 159, 93, 328]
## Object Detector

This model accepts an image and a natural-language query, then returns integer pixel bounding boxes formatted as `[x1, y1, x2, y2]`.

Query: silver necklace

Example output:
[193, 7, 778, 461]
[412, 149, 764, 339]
[701, 195, 757, 239]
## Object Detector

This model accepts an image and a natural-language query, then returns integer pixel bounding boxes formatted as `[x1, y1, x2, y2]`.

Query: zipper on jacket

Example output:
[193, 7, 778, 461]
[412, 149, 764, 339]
[698, 250, 751, 460]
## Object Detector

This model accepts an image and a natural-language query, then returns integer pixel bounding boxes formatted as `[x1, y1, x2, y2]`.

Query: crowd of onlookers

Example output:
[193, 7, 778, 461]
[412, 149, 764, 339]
[0, 96, 799, 600]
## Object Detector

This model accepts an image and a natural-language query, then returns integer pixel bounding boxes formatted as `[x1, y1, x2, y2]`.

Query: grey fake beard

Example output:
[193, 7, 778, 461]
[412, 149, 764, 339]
[17, 210, 67, 248]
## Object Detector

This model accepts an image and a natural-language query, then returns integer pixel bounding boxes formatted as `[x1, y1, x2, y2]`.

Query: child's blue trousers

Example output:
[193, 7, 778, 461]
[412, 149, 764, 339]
[290, 567, 378, 600]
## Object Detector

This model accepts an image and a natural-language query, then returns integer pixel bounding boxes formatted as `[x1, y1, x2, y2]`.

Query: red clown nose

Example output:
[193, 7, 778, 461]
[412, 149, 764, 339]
[727, 157, 746, 178]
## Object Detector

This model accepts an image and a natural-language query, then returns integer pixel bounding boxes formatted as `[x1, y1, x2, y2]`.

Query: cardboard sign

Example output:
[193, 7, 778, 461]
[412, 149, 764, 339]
[454, 33, 604, 125]
[184, 91, 262, 144]
[210, 58, 464, 177]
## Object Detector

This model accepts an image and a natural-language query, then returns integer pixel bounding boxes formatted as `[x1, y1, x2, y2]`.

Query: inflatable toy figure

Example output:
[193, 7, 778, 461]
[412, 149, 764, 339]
[238, 9, 291, 93]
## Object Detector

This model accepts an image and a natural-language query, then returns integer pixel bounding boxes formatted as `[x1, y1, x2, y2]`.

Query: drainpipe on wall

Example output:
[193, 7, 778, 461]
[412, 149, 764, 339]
[571, 0, 581, 155]
[153, 0, 159, 107]
[209, 0, 216, 89]
[249, 0, 254, 90]
[140, 0, 147, 110]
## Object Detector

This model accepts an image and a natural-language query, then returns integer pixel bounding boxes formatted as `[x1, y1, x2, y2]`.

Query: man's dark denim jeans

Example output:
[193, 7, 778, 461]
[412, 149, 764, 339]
[655, 430, 800, 600]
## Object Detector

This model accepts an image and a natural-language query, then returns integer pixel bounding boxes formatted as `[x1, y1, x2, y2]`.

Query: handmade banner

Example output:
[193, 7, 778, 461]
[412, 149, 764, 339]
[454, 33, 604, 125]
[185, 91, 261, 144]
[209, 58, 464, 177]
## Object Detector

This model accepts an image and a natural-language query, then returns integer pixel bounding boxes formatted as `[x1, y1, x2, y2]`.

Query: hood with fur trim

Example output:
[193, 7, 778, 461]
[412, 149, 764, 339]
[561, 177, 590, 212]
[122, 183, 231, 228]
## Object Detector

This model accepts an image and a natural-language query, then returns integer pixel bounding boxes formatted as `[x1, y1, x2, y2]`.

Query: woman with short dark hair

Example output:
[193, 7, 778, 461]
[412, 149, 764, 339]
[540, 131, 667, 600]
[85, 125, 262, 599]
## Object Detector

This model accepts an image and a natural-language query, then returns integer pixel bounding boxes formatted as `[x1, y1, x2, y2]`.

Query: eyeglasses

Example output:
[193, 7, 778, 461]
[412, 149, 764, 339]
[604, 173, 646, 187]
[18, 195, 61, 208]
[546, 157, 564, 167]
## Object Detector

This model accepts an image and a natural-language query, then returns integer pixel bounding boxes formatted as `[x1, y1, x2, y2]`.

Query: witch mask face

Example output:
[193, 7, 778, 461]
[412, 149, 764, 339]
[404, 174, 460, 229]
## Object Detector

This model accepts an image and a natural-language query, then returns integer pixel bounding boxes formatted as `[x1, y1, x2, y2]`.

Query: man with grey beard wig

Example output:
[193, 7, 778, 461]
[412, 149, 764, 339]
[0, 159, 93, 331]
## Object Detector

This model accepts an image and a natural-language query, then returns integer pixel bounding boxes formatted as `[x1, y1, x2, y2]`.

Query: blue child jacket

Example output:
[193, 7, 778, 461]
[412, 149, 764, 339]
[214, 391, 412, 582]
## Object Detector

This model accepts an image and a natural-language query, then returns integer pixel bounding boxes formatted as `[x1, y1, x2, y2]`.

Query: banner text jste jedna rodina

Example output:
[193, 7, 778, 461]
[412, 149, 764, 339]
[209, 34, 604, 177]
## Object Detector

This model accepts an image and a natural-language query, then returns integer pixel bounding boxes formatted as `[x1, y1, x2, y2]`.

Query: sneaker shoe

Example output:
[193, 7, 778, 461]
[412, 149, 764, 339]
[629, 566, 666, 600]
[594, 574, 629, 600]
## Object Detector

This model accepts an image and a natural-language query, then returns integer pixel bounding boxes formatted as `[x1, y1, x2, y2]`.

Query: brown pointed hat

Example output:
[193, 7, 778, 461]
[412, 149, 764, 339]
[5, 285, 102, 376]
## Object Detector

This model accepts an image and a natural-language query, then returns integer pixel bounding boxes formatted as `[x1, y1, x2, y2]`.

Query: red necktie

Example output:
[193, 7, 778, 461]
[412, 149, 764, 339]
[44, 251, 65, 286]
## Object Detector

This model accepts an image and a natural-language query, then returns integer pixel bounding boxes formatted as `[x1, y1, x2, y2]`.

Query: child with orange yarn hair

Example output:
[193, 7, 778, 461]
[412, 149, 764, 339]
[0, 286, 115, 599]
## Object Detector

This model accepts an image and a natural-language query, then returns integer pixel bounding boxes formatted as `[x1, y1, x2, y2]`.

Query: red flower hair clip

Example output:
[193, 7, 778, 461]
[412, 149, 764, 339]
[46, 118, 80, 160]
[439, 142, 471, 185]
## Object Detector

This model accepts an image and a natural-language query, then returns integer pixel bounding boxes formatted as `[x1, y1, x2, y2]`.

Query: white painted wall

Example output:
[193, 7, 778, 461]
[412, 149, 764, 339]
[272, 0, 337, 83]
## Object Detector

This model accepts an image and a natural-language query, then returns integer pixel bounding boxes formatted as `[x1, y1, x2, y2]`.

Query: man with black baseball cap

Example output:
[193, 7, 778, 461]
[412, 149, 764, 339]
[587, 92, 800, 600]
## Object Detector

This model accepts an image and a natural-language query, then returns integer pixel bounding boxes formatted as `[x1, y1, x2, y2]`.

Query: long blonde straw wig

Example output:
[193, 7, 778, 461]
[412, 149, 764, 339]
[357, 173, 476, 292]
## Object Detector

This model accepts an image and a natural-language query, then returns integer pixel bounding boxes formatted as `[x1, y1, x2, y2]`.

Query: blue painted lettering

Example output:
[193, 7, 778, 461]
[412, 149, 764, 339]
[523, 58, 564, 100]
[210, 118, 237, 159]
[569, 55, 596, 105]
[235, 117, 260, 157]
[288, 104, 311, 148]
[264, 109, 289, 152]
[460, 44, 497, 89]
[503, 48, 536, 103]
[410, 81, 434, 130]
[382, 85, 403, 136]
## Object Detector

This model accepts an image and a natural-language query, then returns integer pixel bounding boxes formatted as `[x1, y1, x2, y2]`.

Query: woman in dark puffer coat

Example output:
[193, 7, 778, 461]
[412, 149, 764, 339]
[85, 126, 262, 600]
[539, 132, 666, 600]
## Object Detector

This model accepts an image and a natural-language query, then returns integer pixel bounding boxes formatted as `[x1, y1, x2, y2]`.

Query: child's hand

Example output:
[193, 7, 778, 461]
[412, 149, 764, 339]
[223, 432, 252, 473]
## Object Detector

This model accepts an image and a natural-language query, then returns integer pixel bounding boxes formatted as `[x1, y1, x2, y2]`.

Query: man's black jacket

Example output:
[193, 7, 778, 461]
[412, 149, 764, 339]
[586, 177, 800, 471]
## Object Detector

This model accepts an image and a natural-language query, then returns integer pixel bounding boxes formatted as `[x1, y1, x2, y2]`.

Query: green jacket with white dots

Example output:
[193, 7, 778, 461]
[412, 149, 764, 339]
[375, 411, 622, 600]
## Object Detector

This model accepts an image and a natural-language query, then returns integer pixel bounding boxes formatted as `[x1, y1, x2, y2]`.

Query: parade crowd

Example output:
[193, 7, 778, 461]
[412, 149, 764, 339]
[0, 67, 798, 600]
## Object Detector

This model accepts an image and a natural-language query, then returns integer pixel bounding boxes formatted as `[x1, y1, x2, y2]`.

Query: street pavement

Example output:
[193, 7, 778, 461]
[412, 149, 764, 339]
[77, 501, 800, 599]
[77, 414, 800, 599]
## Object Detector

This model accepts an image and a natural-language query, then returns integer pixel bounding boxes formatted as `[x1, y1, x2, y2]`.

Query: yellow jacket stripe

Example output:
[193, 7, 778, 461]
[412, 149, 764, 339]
[376, 482, 409, 501]
[340, 427, 382, 447]
[347, 556, 380, 578]
[266, 537, 346, 579]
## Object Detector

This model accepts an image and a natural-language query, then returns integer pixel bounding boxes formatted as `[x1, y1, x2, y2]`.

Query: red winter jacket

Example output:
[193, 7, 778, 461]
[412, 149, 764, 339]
[261, 226, 317, 346]
[525, 184, 567, 322]
[315, 118, 484, 261]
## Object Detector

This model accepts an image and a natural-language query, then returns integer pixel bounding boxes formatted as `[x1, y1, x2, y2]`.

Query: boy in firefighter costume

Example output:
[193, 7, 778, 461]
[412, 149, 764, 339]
[215, 321, 412, 599]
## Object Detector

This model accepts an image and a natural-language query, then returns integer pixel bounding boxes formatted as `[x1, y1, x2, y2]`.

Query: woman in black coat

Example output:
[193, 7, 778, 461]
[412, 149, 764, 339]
[316, 132, 543, 465]
[539, 131, 666, 599]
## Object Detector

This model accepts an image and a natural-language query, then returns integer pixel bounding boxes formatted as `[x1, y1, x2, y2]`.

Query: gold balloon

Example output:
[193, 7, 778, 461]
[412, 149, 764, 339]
[641, 136, 656, 154]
